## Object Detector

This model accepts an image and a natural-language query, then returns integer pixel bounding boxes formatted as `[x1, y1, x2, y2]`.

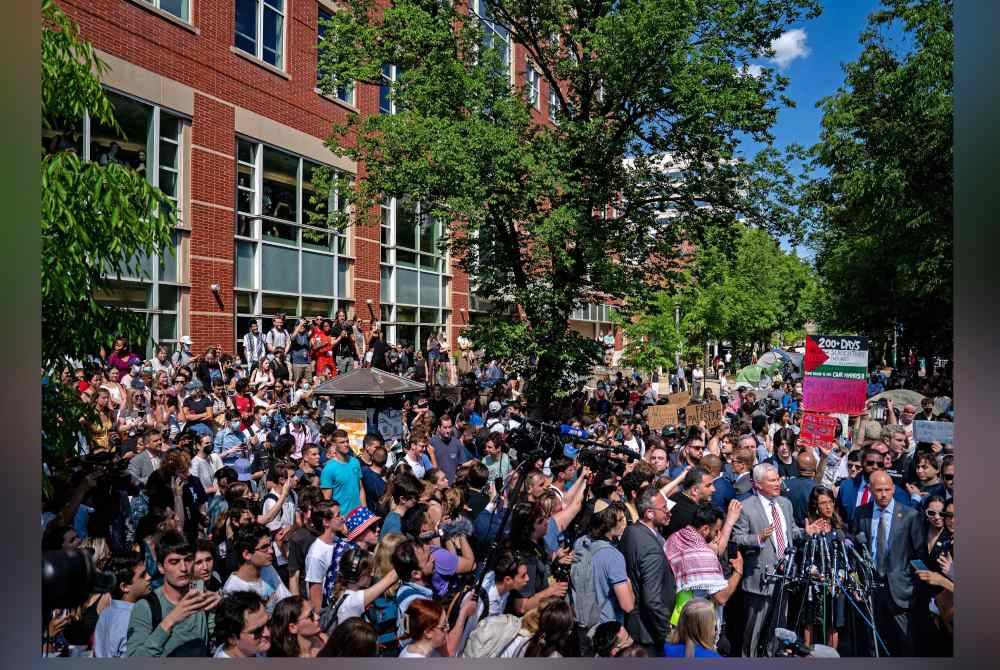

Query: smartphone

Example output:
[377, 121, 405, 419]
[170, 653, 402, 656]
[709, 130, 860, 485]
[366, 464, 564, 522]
[910, 559, 929, 572]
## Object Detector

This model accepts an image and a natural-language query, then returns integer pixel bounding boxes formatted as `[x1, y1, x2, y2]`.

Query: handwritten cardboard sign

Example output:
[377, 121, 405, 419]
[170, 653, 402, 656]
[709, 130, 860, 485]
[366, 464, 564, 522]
[647, 404, 681, 431]
[798, 413, 840, 448]
[668, 392, 692, 406]
[913, 420, 954, 445]
[685, 400, 724, 428]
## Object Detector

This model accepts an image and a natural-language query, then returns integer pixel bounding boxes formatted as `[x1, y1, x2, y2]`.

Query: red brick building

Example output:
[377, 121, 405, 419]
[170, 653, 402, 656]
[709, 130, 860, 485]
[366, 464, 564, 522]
[54, 0, 619, 358]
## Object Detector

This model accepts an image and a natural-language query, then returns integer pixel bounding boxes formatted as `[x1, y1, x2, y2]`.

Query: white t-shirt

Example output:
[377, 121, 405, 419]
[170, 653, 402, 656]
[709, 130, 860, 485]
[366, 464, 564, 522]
[190, 454, 222, 492]
[262, 491, 296, 566]
[304, 536, 336, 585]
[404, 455, 426, 479]
[333, 589, 367, 625]
[222, 565, 291, 614]
[399, 647, 441, 658]
[457, 572, 510, 655]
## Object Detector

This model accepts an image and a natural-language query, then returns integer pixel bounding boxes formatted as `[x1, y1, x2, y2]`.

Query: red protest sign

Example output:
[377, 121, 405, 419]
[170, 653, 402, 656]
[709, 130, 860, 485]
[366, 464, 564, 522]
[803, 375, 867, 415]
[799, 413, 840, 448]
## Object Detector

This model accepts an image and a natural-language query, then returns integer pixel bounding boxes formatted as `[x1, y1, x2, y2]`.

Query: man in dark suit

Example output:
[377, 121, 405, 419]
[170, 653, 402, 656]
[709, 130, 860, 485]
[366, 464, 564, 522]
[837, 447, 911, 526]
[704, 454, 736, 510]
[731, 443, 756, 501]
[621, 487, 676, 656]
[850, 470, 924, 657]
[732, 463, 823, 656]
[783, 451, 819, 527]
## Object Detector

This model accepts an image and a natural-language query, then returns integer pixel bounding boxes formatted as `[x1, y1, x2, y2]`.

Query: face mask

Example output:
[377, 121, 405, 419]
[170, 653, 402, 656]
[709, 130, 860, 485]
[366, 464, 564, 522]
[302, 383, 310, 390]
[292, 416, 305, 425]
[259, 415, 270, 428]
[230, 420, 242, 431]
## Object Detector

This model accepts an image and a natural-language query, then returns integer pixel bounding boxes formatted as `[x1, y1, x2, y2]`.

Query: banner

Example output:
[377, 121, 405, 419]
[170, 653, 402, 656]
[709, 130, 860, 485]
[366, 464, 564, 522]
[803, 335, 869, 414]
[914, 420, 954, 444]
[647, 404, 681, 431]
[798, 413, 840, 448]
[685, 401, 724, 429]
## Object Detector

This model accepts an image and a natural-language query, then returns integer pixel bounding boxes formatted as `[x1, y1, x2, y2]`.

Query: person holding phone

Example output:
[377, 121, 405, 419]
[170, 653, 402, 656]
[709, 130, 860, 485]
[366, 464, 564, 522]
[912, 495, 952, 654]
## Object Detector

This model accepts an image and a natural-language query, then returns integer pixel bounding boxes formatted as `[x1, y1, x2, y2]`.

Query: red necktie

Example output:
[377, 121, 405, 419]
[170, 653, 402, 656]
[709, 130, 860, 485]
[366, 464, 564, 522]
[859, 484, 871, 507]
[770, 501, 786, 556]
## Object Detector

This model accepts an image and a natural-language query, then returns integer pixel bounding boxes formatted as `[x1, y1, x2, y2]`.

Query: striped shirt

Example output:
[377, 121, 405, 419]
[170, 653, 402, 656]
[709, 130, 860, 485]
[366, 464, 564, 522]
[242, 331, 265, 366]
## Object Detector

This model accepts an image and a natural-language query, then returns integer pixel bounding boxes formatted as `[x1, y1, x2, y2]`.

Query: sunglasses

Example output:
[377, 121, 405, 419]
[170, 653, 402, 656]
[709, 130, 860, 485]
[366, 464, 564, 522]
[848, 463, 863, 470]
[864, 460, 884, 467]
[926, 510, 942, 518]
[244, 623, 268, 640]
[941, 512, 954, 519]
[943, 474, 954, 481]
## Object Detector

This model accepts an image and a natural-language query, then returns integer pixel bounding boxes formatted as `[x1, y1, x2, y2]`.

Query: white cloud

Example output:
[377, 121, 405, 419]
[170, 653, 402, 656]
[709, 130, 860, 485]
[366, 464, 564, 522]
[769, 28, 810, 69]
[744, 64, 765, 79]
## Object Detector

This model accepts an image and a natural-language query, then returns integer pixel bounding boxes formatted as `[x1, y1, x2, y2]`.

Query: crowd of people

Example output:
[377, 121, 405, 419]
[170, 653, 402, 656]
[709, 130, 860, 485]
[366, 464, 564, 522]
[41, 321, 954, 658]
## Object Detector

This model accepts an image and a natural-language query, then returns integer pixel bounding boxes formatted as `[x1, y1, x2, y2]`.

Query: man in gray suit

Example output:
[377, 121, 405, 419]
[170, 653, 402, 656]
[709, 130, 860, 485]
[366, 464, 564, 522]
[621, 487, 676, 656]
[127, 428, 164, 487]
[850, 470, 923, 656]
[732, 463, 823, 656]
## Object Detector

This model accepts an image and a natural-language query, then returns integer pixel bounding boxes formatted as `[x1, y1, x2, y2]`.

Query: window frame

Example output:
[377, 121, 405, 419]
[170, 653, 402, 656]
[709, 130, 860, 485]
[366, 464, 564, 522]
[235, 0, 287, 71]
[525, 63, 540, 109]
[317, 5, 355, 106]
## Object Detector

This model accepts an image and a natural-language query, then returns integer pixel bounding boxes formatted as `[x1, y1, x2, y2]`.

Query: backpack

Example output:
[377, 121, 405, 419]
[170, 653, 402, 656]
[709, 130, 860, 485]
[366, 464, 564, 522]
[460, 614, 524, 658]
[366, 595, 401, 657]
[318, 592, 350, 636]
[568, 536, 615, 631]
[394, 583, 431, 644]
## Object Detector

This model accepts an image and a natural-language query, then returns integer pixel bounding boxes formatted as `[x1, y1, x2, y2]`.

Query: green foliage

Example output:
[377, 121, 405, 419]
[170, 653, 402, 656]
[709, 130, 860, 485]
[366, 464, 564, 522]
[42, 0, 176, 460]
[624, 227, 820, 364]
[319, 0, 819, 410]
[800, 0, 952, 358]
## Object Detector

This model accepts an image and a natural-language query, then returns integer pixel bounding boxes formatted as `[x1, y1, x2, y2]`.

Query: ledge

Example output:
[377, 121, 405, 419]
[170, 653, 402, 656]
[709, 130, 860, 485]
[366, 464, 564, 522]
[125, 0, 200, 35]
[230, 46, 292, 80]
[314, 87, 360, 113]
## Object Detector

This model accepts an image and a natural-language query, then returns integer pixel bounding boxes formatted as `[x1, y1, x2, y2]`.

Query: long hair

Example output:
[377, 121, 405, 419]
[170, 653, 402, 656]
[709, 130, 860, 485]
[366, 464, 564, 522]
[317, 617, 377, 657]
[373, 532, 407, 598]
[523, 598, 576, 657]
[806, 485, 845, 530]
[672, 598, 716, 658]
[268, 595, 308, 657]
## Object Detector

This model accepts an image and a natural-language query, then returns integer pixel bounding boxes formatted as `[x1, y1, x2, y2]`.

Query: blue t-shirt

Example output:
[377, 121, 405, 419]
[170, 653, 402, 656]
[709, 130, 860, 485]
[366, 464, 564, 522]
[320, 456, 363, 515]
[588, 541, 629, 624]
[380, 511, 402, 539]
[542, 517, 562, 557]
[664, 643, 721, 657]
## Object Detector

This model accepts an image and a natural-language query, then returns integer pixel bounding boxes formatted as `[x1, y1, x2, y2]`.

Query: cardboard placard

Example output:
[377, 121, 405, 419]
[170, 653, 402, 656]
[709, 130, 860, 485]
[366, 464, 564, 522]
[647, 404, 681, 431]
[799, 413, 840, 448]
[685, 400, 724, 428]
[913, 420, 954, 444]
[668, 392, 692, 406]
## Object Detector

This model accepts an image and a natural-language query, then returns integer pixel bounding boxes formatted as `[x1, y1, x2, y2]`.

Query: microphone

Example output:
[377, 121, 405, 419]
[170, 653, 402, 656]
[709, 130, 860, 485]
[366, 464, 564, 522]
[559, 423, 593, 439]
[819, 533, 829, 582]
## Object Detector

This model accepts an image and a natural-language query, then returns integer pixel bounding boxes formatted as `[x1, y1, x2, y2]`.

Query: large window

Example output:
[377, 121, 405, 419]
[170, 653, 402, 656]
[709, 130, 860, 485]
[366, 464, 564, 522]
[470, 1, 510, 73]
[317, 6, 354, 105]
[548, 87, 561, 122]
[525, 64, 540, 109]
[141, 0, 190, 22]
[47, 90, 190, 354]
[235, 139, 352, 354]
[235, 0, 285, 69]
[379, 198, 450, 349]
[379, 64, 398, 115]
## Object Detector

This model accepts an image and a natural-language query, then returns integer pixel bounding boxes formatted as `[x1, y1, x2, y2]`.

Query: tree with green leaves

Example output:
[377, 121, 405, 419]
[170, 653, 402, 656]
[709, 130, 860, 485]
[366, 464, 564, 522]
[319, 0, 818, 411]
[42, 0, 176, 462]
[801, 0, 952, 364]
[621, 227, 819, 373]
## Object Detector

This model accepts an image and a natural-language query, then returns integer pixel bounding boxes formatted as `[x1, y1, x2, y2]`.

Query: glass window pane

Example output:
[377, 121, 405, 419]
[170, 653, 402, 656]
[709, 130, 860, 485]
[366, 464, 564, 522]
[91, 91, 153, 177]
[420, 272, 439, 307]
[419, 253, 437, 270]
[237, 163, 254, 192]
[236, 241, 256, 289]
[262, 293, 299, 316]
[337, 259, 349, 297]
[397, 325, 417, 348]
[261, 244, 298, 293]
[261, 220, 296, 244]
[238, 139, 255, 164]
[235, 0, 257, 52]
[419, 215, 438, 254]
[396, 199, 417, 249]
[94, 282, 151, 310]
[380, 305, 393, 322]
[159, 0, 188, 21]
[159, 169, 177, 198]
[158, 285, 178, 310]
[302, 251, 334, 296]
[159, 139, 178, 169]
[158, 236, 177, 283]
[301, 298, 333, 318]
[380, 266, 392, 303]
[158, 313, 177, 342]
[262, 146, 298, 222]
[263, 8, 283, 68]
[396, 268, 419, 304]
[418, 309, 438, 324]
[397, 306, 417, 323]
[302, 161, 333, 230]
[396, 249, 416, 268]
[236, 292, 254, 314]
[301, 230, 332, 252]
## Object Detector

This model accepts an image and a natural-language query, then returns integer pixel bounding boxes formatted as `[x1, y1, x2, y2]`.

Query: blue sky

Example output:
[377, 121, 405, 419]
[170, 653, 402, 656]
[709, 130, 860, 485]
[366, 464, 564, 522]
[741, 1, 885, 157]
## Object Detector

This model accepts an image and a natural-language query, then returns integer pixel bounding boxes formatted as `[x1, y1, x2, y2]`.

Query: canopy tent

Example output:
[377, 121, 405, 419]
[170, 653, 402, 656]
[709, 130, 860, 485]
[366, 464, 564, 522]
[310, 367, 426, 398]
[758, 348, 804, 371]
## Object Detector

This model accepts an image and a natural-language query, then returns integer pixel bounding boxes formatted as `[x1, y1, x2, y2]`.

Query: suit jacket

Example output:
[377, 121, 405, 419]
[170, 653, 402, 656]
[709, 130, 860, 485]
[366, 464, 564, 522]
[711, 476, 737, 511]
[733, 473, 753, 496]
[127, 450, 157, 487]
[851, 502, 924, 609]
[783, 477, 817, 528]
[621, 521, 675, 647]
[836, 473, 911, 525]
[731, 494, 804, 596]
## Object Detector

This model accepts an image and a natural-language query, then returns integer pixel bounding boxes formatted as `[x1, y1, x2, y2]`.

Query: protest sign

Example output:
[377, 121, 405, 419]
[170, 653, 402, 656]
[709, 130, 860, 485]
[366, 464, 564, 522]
[647, 404, 681, 431]
[685, 401, 724, 428]
[803, 335, 869, 414]
[798, 413, 840, 448]
[914, 420, 954, 444]
[668, 392, 692, 406]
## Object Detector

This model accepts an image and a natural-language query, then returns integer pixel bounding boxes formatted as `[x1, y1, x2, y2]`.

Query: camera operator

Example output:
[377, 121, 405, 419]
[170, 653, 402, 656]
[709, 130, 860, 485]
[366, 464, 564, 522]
[506, 501, 571, 616]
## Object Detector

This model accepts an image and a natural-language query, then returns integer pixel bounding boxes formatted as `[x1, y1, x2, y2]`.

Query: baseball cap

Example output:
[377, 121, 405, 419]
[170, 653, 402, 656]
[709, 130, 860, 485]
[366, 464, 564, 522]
[488, 400, 502, 414]
[130, 379, 146, 391]
[180, 335, 193, 345]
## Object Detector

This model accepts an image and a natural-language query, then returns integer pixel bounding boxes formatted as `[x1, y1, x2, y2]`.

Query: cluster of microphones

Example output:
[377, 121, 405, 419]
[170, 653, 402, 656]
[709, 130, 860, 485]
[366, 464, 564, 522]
[767, 530, 884, 599]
